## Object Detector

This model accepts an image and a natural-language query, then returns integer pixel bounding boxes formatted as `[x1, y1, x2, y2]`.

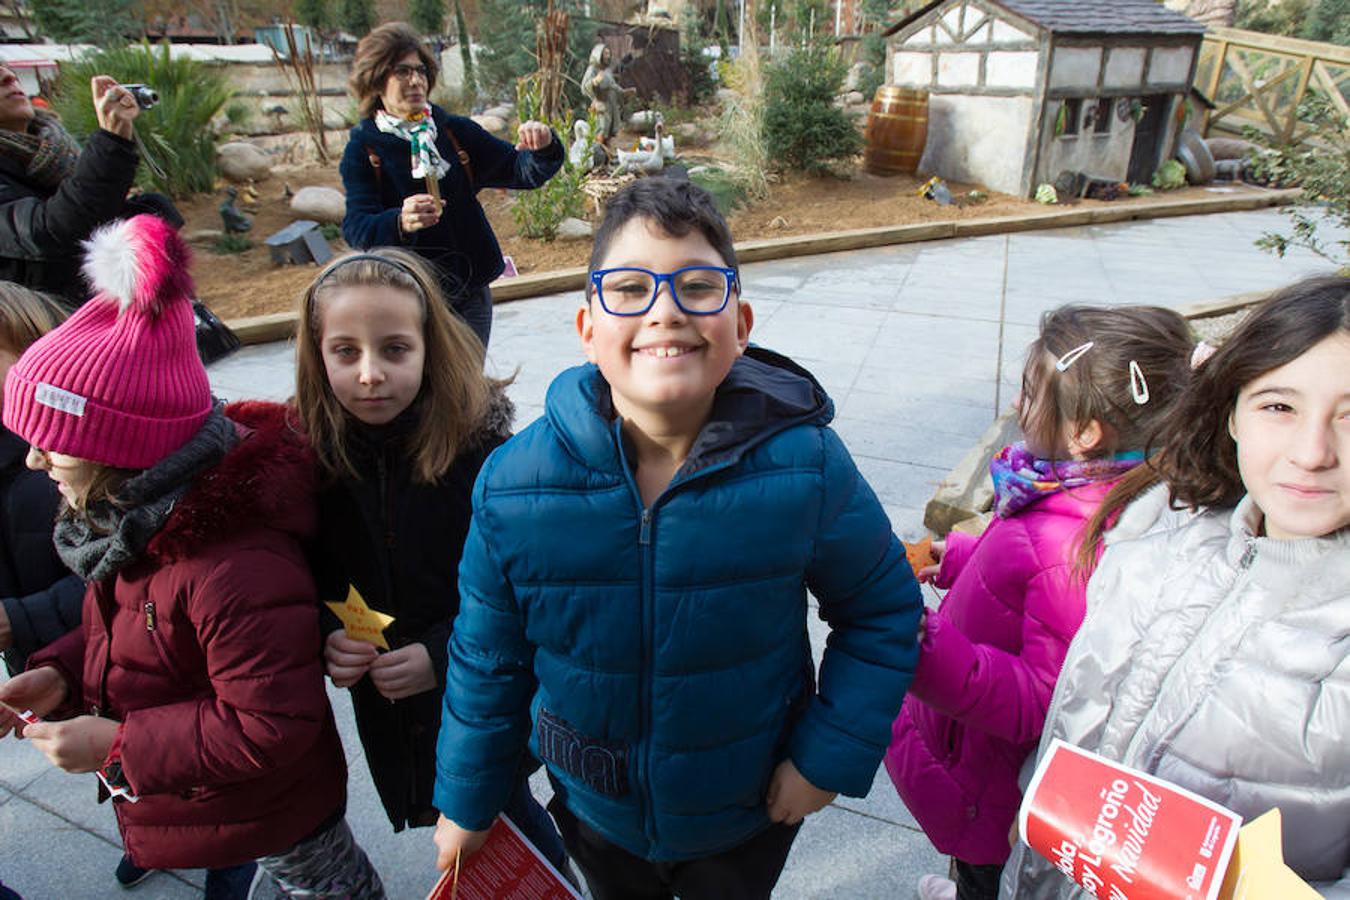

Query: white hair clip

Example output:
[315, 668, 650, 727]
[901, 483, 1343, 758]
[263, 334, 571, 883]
[1129, 360, 1149, 405]
[1190, 341, 1217, 370]
[1055, 341, 1094, 372]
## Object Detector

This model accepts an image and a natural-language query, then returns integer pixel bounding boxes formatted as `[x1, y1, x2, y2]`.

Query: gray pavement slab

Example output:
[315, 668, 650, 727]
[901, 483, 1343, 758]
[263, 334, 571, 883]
[1, 207, 1343, 898]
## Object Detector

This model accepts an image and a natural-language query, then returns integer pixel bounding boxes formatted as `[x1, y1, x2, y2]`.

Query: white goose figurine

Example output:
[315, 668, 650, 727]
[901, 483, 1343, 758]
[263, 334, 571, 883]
[614, 141, 664, 176]
[637, 114, 676, 161]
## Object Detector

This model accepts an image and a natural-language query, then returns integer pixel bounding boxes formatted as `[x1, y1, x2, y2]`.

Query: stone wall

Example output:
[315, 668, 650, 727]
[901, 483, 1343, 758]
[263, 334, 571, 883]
[919, 93, 1035, 195]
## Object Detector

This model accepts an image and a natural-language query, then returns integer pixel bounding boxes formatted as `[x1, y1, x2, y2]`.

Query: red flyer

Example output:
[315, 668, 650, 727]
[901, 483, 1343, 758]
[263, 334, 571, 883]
[426, 814, 581, 900]
[1020, 739, 1242, 900]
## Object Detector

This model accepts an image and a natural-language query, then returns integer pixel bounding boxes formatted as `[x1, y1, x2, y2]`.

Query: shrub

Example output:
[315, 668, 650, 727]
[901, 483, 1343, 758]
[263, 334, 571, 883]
[761, 44, 862, 174]
[211, 234, 253, 254]
[510, 77, 589, 241]
[1249, 93, 1350, 271]
[52, 43, 233, 199]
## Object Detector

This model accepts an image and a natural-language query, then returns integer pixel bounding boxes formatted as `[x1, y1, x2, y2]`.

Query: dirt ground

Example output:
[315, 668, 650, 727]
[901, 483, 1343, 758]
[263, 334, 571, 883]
[182, 157, 1226, 322]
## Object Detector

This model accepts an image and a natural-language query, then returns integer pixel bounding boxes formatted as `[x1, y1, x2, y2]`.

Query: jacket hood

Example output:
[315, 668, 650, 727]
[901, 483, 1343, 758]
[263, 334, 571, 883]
[145, 400, 316, 563]
[545, 345, 832, 477]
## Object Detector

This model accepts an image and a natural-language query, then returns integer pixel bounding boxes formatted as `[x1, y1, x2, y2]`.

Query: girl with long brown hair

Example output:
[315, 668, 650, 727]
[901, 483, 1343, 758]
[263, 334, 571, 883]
[293, 248, 569, 872]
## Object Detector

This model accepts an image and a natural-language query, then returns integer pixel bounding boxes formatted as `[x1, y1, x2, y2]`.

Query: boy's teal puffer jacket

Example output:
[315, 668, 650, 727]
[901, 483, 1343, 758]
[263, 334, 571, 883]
[434, 348, 922, 861]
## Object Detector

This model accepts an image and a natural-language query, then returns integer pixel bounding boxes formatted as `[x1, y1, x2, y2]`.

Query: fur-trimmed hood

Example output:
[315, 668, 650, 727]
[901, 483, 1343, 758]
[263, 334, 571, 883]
[145, 400, 317, 564]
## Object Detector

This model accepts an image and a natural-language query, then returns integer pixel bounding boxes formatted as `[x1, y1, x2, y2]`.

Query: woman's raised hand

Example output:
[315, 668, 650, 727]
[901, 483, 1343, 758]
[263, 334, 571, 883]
[515, 121, 553, 151]
[400, 193, 443, 235]
[91, 76, 139, 140]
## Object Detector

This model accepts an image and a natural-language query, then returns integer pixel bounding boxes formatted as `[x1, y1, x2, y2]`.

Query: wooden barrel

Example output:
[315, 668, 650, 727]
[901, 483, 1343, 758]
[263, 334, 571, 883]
[864, 86, 929, 176]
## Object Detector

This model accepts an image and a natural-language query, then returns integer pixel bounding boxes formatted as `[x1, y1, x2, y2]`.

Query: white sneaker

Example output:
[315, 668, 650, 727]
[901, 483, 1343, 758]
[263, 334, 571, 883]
[916, 873, 958, 900]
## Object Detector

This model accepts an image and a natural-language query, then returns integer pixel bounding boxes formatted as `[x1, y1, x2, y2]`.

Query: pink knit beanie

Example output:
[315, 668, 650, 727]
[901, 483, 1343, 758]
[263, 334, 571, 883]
[2, 214, 212, 469]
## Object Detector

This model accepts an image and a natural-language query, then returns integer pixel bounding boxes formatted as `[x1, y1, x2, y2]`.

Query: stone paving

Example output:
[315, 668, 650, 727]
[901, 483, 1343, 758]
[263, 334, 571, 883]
[1, 207, 1343, 899]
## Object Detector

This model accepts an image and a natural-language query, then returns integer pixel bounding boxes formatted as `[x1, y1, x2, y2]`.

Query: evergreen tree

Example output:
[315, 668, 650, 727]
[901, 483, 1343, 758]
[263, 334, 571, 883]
[339, 0, 376, 37]
[295, 0, 330, 31]
[1301, 0, 1350, 44]
[31, 0, 135, 44]
[409, 0, 445, 36]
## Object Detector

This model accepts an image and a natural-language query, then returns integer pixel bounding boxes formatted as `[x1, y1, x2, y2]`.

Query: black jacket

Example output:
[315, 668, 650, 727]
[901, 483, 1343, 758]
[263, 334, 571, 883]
[0, 427, 83, 674]
[0, 128, 139, 306]
[314, 393, 512, 830]
[340, 106, 563, 296]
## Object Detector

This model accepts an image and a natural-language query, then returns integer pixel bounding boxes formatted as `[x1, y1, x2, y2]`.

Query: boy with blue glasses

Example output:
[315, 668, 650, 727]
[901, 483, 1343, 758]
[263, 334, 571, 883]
[432, 179, 923, 898]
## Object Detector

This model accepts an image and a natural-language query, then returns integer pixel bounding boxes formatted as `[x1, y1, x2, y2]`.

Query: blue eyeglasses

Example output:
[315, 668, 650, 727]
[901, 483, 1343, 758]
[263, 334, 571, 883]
[590, 266, 739, 316]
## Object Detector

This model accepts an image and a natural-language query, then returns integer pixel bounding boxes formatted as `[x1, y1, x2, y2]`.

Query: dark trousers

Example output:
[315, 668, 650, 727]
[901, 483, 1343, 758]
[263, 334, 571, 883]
[951, 857, 1003, 900]
[204, 862, 257, 900]
[450, 284, 494, 351]
[549, 796, 800, 900]
[502, 776, 570, 877]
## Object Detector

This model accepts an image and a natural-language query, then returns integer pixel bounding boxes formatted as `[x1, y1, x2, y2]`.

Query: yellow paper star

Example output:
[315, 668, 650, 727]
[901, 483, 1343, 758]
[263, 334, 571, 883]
[326, 585, 395, 650]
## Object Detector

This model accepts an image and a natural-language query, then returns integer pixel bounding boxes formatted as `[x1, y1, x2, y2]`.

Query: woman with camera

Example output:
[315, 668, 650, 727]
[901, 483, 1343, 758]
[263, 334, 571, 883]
[0, 69, 151, 308]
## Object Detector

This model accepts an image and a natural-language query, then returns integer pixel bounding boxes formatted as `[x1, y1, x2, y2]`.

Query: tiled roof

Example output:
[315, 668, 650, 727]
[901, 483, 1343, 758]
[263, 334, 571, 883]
[995, 0, 1207, 35]
[885, 0, 1207, 38]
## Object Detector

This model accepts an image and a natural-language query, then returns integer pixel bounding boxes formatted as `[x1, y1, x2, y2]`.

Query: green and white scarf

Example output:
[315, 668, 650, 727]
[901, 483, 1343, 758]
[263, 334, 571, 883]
[374, 106, 451, 181]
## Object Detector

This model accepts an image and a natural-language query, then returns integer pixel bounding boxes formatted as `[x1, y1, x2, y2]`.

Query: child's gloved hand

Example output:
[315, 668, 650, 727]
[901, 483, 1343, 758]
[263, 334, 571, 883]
[25, 715, 119, 773]
[369, 643, 437, 701]
[0, 666, 68, 738]
[433, 813, 491, 870]
[325, 629, 378, 688]
[916, 539, 945, 584]
[765, 759, 836, 826]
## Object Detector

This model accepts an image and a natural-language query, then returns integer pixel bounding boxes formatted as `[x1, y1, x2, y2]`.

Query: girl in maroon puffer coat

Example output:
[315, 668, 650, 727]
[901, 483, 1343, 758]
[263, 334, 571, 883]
[0, 215, 384, 898]
[885, 305, 1193, 900]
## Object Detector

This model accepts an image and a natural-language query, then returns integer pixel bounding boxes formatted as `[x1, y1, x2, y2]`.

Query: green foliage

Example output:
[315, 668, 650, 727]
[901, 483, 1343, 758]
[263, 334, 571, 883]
[52, 43, 232, 198]
[510, 78, 588, 241]
[1234, 0, 1311, 36]
[30, 0, 134, 45]
[679, 9, 717, 107]
[222, 100, 253, 130]
[1301, 0, 1350, 44]
[320, 222, 341, 240]
[211, 234, 253, 254]
[295, 0, 331, 31]
[688, 166, 747, 214]
[409, 0, 446, 37]
[855, 30, 887, 103]
[475, 0, 597, 109]
[338, 0, 376, 38]
[762, 45, 862, 174]
[1151, 159, 1186, 190]
[1249, 93, 1350, 270]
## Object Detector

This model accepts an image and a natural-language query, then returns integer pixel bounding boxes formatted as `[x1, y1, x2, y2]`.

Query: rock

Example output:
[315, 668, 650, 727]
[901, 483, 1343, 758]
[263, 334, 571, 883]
[1205, 137, 1256, 161]
[482, 105, 514, 121]
[184, 228, 224, 244]
[472, 114, 507, 135]
[628, 109, 658, 129]
[845, 91, 865, 106]
[322, 107, 353, 130]
[715, 88, 738, 106]
[923, 408, 1020, 535]
[556, 217, 593, 241]
[290, 186, 346, 224]
[217, 142, 273, 183]
[768, 215, 788, 230]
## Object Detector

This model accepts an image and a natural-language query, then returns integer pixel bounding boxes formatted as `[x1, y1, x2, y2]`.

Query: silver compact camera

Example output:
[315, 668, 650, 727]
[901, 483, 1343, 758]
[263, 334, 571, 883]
[121, 83, 159, 110]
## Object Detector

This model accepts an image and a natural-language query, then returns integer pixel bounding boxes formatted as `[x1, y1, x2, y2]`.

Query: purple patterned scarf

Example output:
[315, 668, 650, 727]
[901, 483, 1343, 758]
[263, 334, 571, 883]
[990, 442, 1144, 519]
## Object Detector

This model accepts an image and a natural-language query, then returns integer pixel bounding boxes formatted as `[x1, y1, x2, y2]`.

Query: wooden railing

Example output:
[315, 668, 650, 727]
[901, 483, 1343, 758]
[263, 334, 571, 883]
[1196, 26, 1350, 143]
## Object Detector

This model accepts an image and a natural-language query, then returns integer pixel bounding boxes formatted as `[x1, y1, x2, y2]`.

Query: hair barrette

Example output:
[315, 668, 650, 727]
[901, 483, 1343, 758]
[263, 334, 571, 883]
[1190, 341, 1217, 370]
[1129, 360, 1149, 405]
[1055, 341, 1094, 372]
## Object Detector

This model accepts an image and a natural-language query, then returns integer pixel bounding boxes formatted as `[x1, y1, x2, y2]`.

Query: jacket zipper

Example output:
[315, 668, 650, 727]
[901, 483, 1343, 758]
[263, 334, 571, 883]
[613, 420, 740, 853]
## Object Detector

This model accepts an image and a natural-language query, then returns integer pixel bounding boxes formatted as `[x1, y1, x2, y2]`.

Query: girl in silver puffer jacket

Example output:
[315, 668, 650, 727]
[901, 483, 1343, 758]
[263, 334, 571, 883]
[1001, 275, 1350, 899]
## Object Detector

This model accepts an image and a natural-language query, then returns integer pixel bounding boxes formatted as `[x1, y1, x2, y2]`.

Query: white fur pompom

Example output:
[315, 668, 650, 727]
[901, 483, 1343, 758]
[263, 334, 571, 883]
[81, 219, 140, 314]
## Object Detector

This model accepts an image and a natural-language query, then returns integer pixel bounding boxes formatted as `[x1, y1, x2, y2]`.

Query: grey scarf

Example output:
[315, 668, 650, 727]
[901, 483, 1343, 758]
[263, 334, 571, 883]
[0, 110, 81, 190]
[54, 405, 238, 582]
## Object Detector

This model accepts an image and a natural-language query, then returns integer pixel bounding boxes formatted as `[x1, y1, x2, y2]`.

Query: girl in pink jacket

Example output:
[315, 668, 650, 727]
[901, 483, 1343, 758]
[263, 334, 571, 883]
[885, 304, 1193, 900]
